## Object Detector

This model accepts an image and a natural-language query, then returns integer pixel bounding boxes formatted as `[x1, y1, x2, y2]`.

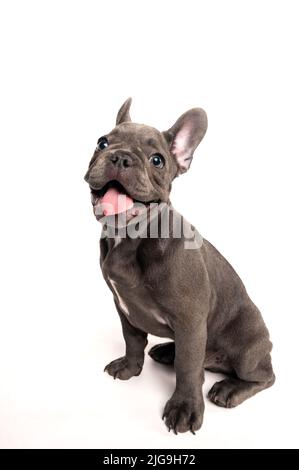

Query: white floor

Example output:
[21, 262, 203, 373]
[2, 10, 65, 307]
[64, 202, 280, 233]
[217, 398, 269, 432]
[0, 309, 297, 449]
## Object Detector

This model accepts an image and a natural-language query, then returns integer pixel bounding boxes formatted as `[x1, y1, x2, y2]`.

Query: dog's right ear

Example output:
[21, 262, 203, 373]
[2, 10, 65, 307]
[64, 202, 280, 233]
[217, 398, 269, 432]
[116, 98, 132, 125]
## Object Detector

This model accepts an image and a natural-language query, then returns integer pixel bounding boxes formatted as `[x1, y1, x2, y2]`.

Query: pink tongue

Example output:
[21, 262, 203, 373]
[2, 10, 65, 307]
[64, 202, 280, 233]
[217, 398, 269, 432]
[101, 187, 134, 216]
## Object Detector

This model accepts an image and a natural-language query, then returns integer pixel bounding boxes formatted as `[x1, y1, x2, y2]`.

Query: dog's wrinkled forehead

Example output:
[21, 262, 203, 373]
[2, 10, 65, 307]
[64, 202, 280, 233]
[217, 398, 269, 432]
[109, 123, 171, 156]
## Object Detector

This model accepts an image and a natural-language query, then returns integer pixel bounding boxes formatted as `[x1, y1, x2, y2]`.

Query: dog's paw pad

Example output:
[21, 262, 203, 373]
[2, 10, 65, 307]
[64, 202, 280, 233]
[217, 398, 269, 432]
[162, 397, 203, 434]
[104, 356, 142, 380]
[208, 379, 240, 408]
[148, 342, 175, 365]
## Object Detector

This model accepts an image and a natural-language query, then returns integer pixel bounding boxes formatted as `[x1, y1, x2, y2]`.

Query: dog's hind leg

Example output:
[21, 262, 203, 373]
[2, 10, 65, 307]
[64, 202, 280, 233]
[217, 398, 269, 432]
[208, 354, 275, 407]
[204, 350, 234, 374]
[148, 342, 175, 365]
[208, 304, 275, 408]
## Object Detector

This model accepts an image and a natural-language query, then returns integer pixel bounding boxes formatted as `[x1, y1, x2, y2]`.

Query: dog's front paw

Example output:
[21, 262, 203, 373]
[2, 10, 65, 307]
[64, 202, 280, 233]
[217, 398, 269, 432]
[162, 395, 204, 434]
[104, 356, 142, 380]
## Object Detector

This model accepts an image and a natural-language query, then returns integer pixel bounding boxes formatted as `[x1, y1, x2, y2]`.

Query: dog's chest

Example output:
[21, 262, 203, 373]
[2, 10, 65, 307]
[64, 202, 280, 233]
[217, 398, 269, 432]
[102, 237, 172, 337]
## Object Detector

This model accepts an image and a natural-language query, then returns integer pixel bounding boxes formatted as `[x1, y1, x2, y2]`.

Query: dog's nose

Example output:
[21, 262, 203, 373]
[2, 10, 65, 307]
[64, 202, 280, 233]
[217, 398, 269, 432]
[110, 154, 132, 169]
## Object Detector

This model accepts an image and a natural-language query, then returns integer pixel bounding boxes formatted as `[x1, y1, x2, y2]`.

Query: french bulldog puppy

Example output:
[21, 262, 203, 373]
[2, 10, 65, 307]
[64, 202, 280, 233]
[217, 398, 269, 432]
[84, 98, 275, 434]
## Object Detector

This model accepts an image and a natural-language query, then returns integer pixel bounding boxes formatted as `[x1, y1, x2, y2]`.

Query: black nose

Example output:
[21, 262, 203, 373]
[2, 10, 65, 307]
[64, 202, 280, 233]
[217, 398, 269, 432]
[110, 154, 132, 169]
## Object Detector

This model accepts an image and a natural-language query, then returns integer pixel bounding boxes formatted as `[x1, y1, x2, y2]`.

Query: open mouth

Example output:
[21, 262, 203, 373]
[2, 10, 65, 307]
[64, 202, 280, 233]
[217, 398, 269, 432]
[90, 180, 160, 218]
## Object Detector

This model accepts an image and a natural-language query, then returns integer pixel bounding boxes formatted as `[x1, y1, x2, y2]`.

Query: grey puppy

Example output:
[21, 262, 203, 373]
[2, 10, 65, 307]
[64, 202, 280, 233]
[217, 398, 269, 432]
[84, 98, 275, 434]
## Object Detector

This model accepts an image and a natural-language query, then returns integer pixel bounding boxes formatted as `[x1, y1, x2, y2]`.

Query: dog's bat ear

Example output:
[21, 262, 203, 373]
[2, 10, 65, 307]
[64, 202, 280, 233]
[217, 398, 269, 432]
[116, 97, 132, 125]
[163, 108, 207, 174]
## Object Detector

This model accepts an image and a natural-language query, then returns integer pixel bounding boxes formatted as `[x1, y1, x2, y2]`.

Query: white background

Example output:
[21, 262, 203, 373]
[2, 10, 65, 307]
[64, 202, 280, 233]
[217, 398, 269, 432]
[0, 0, 298, 449]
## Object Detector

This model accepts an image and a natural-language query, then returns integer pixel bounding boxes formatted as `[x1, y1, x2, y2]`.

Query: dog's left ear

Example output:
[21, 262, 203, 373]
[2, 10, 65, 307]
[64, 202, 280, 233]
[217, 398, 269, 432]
[163, 108, 207, 174]
[116, 97, 132, 125]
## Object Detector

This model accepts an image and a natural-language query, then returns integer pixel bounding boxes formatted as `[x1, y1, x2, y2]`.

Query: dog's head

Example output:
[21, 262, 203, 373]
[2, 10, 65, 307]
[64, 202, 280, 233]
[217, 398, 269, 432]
[84, 98, 207, 221]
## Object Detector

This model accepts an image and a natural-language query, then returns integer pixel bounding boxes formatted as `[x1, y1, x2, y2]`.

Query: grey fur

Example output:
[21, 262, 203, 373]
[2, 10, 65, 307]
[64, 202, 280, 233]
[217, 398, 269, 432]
[84, 99, 275, 434]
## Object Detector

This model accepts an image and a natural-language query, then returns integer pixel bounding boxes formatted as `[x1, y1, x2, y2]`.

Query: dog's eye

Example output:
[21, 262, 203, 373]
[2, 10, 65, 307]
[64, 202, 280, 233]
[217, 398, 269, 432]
[149, 153, 165, 169]
[97, 136, 109, 151]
